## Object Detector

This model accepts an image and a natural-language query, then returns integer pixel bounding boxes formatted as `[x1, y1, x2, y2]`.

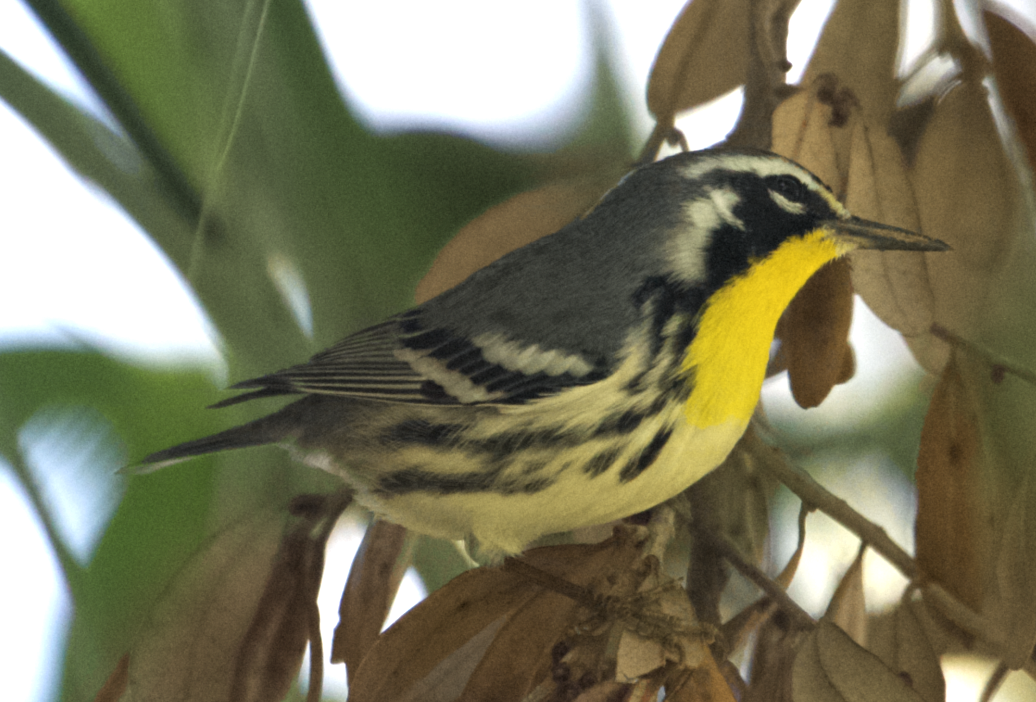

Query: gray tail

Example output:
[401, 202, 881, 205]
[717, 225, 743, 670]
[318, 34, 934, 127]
[133, 415, 290, 473]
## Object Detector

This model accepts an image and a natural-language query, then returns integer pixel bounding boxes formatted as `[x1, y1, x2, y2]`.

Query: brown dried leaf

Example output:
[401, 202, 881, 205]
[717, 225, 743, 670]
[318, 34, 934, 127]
[995, 471, 1036, 669]
[909, 78, 1020, 371]
[665, 657, 738, 702]
[985, 10, 1036, 179]
[459, 535, 649, 701]
[824, 547, 867, 647]
[915, 354, 985, 611]
[646, 0, 749, 123]
[772, 82, 849, 195]
[792, 621, 926, 701]
[126, 510, 287, 702]
[457, 580, 590, 701]
[571, 681, 636, 702]
[744, 617, 805, 702]
[126, 494, 348, 702]
[94, 653, 129, 702]
[415, 178, 614, 303]
[801, 0, 901, 123]
[867, 601, 946, 702]
[778, 259, 855, 408]
[332, 520, 413, 679]
[844, 117, 937, 339]
[349, 531, 644, 702]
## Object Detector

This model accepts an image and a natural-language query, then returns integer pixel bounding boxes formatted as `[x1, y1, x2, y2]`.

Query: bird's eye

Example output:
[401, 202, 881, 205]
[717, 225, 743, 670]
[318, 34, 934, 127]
[766, 175, 807, 202]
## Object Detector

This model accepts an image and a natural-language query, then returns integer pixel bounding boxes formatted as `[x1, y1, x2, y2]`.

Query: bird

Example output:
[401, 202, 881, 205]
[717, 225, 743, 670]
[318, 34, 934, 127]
[140, 148, 948, 559]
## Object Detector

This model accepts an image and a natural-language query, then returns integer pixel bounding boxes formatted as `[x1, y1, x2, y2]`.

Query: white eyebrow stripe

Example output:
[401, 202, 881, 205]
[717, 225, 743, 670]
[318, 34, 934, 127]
[769, 190, 807, 214]
[677, 153, 850, 216]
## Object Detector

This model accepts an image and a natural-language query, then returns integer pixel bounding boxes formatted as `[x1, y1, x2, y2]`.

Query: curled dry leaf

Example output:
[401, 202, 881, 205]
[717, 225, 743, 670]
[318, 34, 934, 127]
[125, 493, 348, 702]
[845, 117, 936, 339]
[332, 519, 413, 680]
[772, 81, 850, 195]
[801, 0, 901, 123]
[824, 546, 867, 647]
[985, 10, 1036, 179]
[461, 539, 705, 701]
[772, 79, 860, 408]
[915, 354, 985, 611]
[664, 658, 738, 702]
[994, 471, 1036, 669]
[744, 614, 808, 702]
[349, 529, 646, 702]
[415, 178, 615, 304]
[792, 620, 926, 701]
[909, 77, 1021, 371]
[867, 600, 946, 702]
[645, 0, 749, 125]
[777, 259, 855, 408]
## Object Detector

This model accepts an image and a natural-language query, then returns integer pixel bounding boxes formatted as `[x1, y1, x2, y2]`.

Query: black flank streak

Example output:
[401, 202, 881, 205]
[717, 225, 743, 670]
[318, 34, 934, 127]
[377, 466, 499, 495]
[521, 461, 548, 475]
[619, 428, 673, 483]
[632, 277, 677, 360]
[584, 447, 621, 478]
[376, 466, 554, 496]
[473, 429, 570, 461]
[382, 419, 463, 446]
[593, 409, 645, 437]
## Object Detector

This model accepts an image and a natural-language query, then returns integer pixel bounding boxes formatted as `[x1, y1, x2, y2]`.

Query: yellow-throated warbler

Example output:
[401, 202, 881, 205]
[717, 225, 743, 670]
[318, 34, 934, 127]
[142, 149, 948, 557]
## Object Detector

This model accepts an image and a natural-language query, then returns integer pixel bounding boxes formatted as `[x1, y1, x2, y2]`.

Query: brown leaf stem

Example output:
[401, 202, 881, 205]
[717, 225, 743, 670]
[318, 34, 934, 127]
[691, 526, 815, 632]
[931, 324, 1036, 386]
[758, 444, 1036, 679]
[755, 447, 918, 579]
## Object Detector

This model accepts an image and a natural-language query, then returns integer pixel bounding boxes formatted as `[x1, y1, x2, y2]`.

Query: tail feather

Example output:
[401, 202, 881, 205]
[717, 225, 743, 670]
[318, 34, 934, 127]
[134, 415, 290, 473]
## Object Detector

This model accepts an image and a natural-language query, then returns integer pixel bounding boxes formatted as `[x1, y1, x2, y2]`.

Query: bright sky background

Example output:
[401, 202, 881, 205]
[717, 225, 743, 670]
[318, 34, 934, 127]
[2, 1, 1036, 701]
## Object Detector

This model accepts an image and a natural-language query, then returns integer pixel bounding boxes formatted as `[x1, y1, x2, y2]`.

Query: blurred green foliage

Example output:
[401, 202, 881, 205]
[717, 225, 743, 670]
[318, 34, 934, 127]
[1, 1, 632, 699]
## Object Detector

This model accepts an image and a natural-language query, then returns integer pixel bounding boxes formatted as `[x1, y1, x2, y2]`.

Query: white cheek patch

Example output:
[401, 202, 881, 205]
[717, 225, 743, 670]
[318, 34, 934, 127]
[710, 188, 744, 228]
[769, 190, 806, 214]
[668, 187, 745, 284]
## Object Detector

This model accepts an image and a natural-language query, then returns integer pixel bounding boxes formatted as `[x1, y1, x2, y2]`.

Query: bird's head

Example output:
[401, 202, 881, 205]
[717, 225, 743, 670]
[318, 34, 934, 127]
[648, 150, 948, 291]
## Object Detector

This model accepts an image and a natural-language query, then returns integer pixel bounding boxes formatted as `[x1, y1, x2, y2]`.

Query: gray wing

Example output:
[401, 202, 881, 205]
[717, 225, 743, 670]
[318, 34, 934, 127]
[216, 161, 695, 409]
[214, 307, 612, 408]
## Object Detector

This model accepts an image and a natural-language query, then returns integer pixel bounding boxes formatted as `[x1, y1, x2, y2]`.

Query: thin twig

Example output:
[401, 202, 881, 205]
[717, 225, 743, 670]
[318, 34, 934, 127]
[502, 557, 598, 609]
[758, 442, 1036, 679]
[692, 526, 815, 632]
[725, 0, 794, 149]
[755, 449, 918, 580]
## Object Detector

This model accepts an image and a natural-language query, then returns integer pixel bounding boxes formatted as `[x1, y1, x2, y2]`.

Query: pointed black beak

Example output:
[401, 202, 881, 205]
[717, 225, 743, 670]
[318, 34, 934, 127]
[823, 216, 951, 252]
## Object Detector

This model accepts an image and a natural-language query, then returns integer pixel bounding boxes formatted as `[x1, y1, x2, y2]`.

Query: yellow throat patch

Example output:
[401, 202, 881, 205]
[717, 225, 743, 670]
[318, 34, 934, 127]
[682, 228, 848, 428]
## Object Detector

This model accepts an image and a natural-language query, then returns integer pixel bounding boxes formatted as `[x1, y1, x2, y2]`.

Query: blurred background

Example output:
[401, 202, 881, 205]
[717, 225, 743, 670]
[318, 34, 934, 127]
[2, 1, 1035, 700]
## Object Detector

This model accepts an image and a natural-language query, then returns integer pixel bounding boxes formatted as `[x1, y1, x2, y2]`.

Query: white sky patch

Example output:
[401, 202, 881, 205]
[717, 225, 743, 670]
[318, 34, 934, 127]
[302, 0, 595, 148]
[298, 519, 427, 698]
